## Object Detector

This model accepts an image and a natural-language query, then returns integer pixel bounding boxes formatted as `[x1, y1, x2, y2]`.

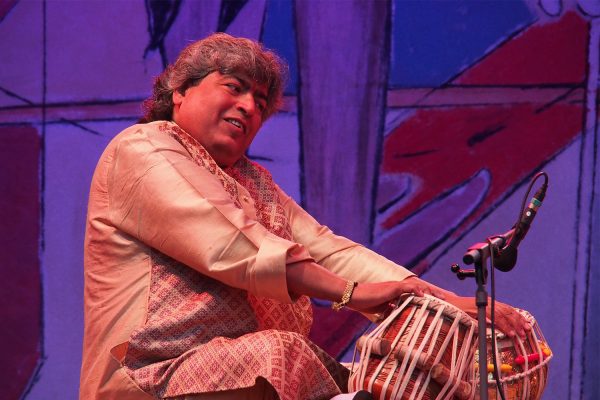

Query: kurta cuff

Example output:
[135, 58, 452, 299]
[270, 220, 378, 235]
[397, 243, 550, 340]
[250, 236, 311, 303]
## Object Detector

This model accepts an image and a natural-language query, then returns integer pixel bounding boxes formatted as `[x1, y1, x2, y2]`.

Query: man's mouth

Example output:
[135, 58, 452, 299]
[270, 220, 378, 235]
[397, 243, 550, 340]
[225, 118, 244, 133]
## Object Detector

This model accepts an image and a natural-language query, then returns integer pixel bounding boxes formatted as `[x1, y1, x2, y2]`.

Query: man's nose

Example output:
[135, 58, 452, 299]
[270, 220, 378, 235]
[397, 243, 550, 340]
[236, 92, 257, 116]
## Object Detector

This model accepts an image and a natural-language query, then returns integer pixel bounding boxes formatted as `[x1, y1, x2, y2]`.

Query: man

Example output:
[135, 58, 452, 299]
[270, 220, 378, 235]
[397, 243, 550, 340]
[81, 33, 528, 400]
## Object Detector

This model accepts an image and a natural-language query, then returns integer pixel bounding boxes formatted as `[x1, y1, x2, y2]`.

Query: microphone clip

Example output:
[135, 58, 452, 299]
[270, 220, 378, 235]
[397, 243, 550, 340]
[450, 263, 487, 281]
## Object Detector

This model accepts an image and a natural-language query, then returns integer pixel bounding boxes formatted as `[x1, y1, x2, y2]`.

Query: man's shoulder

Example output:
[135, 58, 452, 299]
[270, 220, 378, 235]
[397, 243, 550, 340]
[113, 120, 176, 142]
[110, 121, 187, 155]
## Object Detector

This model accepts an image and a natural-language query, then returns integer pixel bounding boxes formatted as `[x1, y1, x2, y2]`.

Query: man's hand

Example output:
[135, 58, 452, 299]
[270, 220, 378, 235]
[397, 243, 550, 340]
[409, 277, 531, 338]
[445, 295, 531, 338]
[347, 276, 449, 314]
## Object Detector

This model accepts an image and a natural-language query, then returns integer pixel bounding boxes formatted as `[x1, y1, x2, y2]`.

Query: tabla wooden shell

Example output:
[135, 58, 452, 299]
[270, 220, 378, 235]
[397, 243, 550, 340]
[477, 309, 552, 400]
[349, 295, 478, 400]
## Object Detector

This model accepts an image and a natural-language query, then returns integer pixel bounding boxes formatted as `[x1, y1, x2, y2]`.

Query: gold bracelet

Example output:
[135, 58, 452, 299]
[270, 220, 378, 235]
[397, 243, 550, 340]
[332, 281, 358, 311]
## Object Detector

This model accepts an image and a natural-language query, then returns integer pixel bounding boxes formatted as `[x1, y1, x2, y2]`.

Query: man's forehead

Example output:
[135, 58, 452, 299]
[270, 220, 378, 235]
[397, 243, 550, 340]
[220, 72, 268, 99]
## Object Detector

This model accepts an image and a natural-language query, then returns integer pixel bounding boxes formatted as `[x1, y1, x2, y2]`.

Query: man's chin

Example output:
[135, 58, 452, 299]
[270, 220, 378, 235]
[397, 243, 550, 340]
[213, 151, 244, 168]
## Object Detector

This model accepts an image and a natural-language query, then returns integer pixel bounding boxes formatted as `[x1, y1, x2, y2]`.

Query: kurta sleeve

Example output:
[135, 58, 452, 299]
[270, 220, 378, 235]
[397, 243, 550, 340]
[106, 126, 312, 303]
[278, 188, 415, 283]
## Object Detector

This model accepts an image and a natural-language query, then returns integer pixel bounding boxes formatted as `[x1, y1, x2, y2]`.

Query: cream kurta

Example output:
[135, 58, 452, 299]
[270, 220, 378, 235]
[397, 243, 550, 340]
[80, 121, 414, 399]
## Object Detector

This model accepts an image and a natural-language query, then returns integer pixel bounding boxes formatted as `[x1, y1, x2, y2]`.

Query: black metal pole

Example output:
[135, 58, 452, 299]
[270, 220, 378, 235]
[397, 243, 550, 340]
[458, 238, 507, 400]
[474, 258, 489, 400]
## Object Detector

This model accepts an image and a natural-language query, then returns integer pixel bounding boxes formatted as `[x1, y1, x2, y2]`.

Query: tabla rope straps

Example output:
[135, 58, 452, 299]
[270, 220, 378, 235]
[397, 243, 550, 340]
[332, 281, 358, 311]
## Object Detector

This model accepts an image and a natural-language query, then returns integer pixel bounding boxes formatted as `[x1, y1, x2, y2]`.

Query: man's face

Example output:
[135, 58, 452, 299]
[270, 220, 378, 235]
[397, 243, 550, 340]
[172, 71, 268, 168]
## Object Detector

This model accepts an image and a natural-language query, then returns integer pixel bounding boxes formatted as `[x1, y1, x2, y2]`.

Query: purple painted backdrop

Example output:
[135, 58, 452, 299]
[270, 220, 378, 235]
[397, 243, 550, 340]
[0, 0, 597, 399]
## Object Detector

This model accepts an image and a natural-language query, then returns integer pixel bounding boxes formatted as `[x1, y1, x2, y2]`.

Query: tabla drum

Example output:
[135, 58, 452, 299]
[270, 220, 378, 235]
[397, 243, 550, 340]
[477, 309, 552, 400]
[349, 295, 478, 400]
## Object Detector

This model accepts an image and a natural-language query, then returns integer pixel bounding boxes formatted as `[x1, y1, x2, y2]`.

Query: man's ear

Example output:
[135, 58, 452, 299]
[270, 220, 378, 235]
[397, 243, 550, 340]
[172, 89, 184, 105]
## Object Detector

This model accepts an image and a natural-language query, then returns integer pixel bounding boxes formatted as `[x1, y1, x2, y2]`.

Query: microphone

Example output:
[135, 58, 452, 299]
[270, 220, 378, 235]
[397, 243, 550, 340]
[494, 177, 548, 271]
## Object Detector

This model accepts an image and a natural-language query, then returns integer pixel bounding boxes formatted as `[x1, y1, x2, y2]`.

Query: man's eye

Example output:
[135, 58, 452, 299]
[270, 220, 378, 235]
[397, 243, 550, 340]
[256, 102, 266, 112]
[226, 83, 240, 92]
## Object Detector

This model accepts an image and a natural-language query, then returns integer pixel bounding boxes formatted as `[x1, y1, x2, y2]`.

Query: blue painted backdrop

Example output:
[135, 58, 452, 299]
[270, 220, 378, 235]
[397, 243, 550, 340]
[0, 0, 598, 399]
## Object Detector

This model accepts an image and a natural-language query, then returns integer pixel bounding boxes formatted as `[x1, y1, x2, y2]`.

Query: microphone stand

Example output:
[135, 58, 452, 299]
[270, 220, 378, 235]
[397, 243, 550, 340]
[452, 234, 510, 400]
[451, 171, 547, 400]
